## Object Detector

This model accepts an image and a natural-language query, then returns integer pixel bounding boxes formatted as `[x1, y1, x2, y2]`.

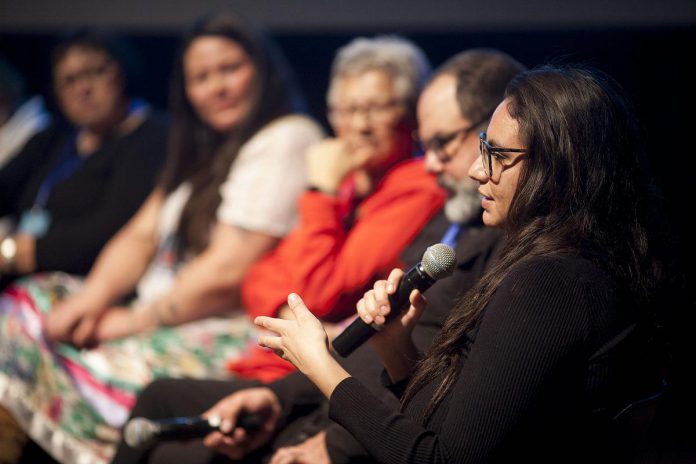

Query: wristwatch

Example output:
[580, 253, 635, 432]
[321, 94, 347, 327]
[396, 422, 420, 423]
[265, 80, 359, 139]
[1, 236, 17, 269]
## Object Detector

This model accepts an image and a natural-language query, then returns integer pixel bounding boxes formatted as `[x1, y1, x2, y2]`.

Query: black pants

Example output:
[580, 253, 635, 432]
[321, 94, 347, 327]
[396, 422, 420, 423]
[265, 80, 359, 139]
[111, 378, 329, 464]
[111, 378, 266, 464]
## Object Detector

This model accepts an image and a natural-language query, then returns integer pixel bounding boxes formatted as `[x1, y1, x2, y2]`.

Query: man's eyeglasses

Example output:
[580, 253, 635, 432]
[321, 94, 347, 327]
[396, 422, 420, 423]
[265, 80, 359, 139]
[415, 113, 491, 164]
[479, 132, 527, 180]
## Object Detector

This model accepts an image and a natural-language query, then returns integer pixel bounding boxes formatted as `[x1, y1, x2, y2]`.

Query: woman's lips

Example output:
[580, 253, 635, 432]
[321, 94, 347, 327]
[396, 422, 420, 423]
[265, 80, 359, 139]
[211, 97, 241, 112]
[212, 102, 237, 112]
[479, 191, 493, 209]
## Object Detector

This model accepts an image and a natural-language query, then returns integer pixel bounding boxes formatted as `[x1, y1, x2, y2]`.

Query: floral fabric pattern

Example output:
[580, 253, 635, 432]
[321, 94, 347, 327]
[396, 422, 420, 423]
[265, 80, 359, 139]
[0, 273, 253, 463]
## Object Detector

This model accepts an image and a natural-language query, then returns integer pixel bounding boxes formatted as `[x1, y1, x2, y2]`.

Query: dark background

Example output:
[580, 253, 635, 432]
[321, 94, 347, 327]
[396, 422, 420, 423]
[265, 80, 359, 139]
[1, 1, 695, 288]
[2, 5, 695, 461]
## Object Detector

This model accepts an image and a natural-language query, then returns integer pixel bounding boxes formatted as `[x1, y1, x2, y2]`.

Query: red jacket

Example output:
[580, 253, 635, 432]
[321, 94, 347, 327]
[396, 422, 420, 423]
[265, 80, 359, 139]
[242, 158, 445, 321]
[230, 159, 444, 382]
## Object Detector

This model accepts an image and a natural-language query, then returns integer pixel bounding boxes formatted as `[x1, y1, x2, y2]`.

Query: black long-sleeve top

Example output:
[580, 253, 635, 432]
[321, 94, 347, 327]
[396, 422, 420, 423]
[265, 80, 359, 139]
[265, 213, 504, 460]
[0, 115, 167, 275]
[329, 254, 662, 463]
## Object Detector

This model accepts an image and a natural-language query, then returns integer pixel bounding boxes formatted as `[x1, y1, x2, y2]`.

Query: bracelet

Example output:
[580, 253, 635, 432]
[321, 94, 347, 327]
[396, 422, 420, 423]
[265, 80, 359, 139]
[132, 300, 160, 331]
[150, 298, 179, 327]
[150, 299, 167, 327]
[133, 298, 169, 330]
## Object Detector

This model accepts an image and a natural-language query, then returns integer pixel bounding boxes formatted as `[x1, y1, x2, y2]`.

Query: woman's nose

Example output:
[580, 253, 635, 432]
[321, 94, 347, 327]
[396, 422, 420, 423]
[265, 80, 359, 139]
[468, 154, 487, 183]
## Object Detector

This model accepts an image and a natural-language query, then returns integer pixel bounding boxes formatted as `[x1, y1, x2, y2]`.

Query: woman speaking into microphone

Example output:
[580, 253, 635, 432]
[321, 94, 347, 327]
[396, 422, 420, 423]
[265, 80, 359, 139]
[255, 65, 670, 463]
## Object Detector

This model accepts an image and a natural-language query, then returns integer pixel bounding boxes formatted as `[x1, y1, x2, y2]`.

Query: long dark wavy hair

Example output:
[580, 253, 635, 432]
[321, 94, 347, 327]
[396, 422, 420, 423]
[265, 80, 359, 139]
[402, 66, 666, 422]
[159, 12, 303, 255]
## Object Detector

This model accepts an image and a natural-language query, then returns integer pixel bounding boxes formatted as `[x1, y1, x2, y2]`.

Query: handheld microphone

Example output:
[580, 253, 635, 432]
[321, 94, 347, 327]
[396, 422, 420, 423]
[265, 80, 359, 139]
[124, 413, 261, 448]
[332, 243, 456, 357]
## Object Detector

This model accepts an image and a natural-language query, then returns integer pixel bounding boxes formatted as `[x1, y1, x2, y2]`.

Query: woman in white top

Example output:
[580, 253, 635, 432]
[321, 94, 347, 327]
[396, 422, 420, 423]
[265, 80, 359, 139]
[47, 14, 322, 345]
[0, 12, 322, 463]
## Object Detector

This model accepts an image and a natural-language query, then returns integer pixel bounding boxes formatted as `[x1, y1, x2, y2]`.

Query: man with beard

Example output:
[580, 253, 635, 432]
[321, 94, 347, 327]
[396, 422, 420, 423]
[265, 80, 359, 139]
[111, 49, 525, 464]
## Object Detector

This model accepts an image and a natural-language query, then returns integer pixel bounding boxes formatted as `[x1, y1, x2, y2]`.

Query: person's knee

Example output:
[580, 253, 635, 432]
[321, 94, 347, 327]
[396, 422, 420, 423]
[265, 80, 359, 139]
[131, 378, 184, 419]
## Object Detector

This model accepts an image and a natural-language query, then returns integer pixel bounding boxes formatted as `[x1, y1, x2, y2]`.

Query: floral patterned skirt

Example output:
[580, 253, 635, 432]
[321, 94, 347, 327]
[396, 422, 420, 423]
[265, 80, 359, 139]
[0, 273, 254, 464]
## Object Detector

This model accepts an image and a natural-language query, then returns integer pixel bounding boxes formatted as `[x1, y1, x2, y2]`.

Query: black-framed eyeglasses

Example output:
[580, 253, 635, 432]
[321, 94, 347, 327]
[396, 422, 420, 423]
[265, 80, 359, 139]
[414, 112, 492, 163]
[55, 60, 115, 90]
[479, 132, 527, 179]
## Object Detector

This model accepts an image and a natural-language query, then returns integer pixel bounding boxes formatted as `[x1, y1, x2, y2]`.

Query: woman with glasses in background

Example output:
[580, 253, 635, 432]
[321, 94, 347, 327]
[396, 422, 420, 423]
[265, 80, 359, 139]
[0, 28, 168, 288]
[0, 13, 322, 463]
[255, 65, 671, 462]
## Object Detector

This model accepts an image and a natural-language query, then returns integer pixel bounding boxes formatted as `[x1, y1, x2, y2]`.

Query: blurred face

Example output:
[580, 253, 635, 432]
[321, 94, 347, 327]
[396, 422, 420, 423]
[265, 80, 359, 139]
[329, 70, 411, 173]
[54, 46, 125, 131]
[468, 99, 526, 227]
[184, 36, 256, 133]
[418, 74, 482, 223]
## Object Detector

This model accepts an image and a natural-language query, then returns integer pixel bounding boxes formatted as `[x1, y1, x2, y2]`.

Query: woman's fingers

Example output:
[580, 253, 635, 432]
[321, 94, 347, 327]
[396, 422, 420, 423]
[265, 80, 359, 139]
[356, 275, 400, 326]
[372, 280, 391, 324]
[360, 289, 383, 325]
[257, 333, 283, 352]
[255, 315, 301, 360]
[386, 268, 405, 294]
[256, 294, 334, 375]
[46, 308, 79, 341]
[356, 297, 372, 324]
[410, 289, 427, 311]
[203, 430, 225, 448]
[372, 280, 388, 307]
[400, 290, 427, 327]
[72, 316, 98, 347]
[256, 316, 304, 361]
[363, 289, 377, 317]
[286, 293, 312, 321]
[254, 315, 290, 334]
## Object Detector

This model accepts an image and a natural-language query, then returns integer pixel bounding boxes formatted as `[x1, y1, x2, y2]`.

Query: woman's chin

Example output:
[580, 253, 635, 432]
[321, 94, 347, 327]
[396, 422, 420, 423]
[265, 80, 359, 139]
[482, 210, 502, 228]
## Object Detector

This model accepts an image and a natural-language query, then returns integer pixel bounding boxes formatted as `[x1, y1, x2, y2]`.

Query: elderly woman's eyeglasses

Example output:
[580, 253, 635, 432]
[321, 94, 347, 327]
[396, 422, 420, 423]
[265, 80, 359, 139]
[329, 99, 403, 124]
[479, 132, 527, 179]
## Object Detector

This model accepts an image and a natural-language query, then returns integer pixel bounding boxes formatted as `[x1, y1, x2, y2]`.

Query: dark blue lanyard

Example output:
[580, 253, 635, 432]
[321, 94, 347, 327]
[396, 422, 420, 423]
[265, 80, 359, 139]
[441, 222, 463, 248]
[33, 131, 84, 208]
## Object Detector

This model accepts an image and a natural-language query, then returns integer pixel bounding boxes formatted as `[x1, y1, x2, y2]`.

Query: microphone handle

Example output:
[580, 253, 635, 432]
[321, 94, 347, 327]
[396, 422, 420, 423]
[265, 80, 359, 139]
[157, 417, 215, 441]
[332, 263, 435, 357]
[157, 412, 262, 441]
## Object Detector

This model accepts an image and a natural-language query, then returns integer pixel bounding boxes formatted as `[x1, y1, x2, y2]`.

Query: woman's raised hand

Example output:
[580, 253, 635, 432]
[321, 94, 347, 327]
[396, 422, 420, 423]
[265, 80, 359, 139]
[255, 294, 332, 375]
[254, 293, 350, 397]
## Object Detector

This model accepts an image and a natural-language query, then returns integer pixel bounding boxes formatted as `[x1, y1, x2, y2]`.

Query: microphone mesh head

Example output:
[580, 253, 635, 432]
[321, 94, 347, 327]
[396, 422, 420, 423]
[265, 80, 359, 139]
[124, 417, 156, 448]
[421, 243, 456, 280]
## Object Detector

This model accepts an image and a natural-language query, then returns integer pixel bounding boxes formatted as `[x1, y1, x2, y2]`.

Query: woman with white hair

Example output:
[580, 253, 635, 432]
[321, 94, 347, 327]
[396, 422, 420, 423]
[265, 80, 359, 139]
[229, 35, 445, 382]
[243, 35, 440, 323]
